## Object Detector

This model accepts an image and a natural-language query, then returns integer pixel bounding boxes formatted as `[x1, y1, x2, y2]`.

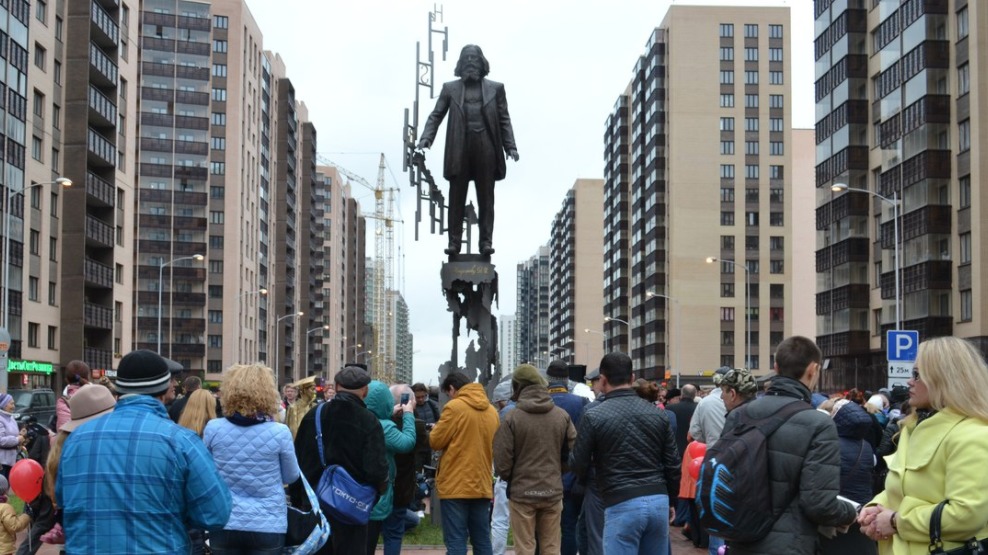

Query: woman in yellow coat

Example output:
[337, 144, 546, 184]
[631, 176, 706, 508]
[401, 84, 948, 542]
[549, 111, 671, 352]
[859, 336, 988, 554]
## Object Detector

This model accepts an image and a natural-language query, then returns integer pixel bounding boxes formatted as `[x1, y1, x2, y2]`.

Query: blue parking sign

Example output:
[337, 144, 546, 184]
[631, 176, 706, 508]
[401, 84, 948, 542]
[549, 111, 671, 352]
[887, 330, 919, 362]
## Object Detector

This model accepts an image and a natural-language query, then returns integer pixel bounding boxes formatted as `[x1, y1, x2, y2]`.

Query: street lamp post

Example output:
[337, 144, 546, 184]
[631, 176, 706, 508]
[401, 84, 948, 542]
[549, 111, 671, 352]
[274, 312, 304, 384]
[1, 178, 72, 392]
[2, 178, 73, 329]
[707, 257, 751, 368]
[304, 325, 330, 377]
[832, 183, 901, 330]
[604, 316, 629, 354]
[236, 288, 268, 361]
[157, 254, 204, 354]
[355, 350, 372, 363]
[646, 291, 681, 388]
[584, 328, 607, 353]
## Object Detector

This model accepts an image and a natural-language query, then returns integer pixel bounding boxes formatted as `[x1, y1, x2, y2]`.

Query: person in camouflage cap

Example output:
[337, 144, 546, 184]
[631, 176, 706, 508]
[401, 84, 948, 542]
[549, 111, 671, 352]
[715, 367, 758, 413]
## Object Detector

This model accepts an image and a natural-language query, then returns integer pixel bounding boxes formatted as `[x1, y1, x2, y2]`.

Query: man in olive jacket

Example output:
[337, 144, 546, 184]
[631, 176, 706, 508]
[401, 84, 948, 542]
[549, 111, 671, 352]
[294, 366, 388, 555]
[493, 365, 577, 555]
[723, 336, 857, 555]
[430, 372, 500, 555]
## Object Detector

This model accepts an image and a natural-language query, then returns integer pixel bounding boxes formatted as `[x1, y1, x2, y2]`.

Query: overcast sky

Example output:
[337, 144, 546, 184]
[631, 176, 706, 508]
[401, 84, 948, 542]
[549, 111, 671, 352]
[244, 0, 814, 385]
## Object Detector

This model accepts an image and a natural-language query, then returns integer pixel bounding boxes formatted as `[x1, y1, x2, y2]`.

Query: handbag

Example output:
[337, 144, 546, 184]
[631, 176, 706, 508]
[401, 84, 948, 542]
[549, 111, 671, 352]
[284, 472, 330, 555]
[929, 500, 988, 554]
[313, 402, 378, 525]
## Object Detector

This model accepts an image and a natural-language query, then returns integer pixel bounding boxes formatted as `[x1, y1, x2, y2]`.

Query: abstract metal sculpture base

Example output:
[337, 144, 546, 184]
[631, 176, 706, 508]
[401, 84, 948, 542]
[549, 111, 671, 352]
[439, 254, 499, 390]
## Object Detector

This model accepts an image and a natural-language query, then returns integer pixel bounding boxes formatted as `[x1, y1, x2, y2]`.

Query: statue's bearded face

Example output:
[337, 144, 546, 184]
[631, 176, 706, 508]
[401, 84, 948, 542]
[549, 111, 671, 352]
[460, 47, 482, 82]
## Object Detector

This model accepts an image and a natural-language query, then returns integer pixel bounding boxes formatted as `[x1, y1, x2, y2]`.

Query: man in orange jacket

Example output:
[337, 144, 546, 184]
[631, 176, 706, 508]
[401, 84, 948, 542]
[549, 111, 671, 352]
[430, 372, 500, 555]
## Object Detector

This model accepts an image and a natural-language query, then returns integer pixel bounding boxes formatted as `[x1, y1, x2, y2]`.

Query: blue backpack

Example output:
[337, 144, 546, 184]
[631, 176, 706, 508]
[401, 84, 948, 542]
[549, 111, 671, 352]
[314, 402, 378, 525]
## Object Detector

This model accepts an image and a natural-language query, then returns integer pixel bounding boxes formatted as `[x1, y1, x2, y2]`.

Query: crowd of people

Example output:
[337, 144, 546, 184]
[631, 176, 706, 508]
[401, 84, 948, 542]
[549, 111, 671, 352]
[0, 333, 985, 554]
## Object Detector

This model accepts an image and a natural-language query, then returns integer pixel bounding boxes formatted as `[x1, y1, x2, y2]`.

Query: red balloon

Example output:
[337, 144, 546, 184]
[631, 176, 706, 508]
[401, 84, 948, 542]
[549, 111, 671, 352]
[687, 441, 707, 460]
[688, 458, 703, 480]
[10, 458, 44, 503]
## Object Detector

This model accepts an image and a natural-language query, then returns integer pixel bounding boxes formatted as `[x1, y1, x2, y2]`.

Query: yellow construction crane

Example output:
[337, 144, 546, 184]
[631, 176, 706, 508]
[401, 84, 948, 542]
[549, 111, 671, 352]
[318, 154, 399, 382]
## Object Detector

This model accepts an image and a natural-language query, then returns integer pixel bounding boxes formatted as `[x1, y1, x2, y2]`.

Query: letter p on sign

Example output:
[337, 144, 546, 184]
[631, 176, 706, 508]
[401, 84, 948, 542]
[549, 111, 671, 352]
[887, 330, 919, 362]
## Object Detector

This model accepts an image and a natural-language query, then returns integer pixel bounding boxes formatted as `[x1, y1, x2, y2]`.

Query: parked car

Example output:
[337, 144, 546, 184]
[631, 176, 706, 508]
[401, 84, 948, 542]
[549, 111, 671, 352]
[10, 388, 57, 428]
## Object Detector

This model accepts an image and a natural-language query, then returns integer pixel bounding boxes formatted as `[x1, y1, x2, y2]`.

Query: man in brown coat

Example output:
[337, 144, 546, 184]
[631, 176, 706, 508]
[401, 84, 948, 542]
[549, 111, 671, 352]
[493, 364, 577, 555]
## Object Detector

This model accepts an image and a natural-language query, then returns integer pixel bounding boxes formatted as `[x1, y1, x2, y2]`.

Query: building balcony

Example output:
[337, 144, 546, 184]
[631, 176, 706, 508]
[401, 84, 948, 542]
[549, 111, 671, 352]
[880, 205, 951, 248]
[84, 347, 113, 371]
[84, 302, 113, 330]
[90, 0, 119, 48]
[87, 128, 115, 167]
[84, 257, 114, 289]
[141, 11, 176, 27]
[139, 189, 208, 205]
[880, 260, 952, 299]
[816, 331, 872, 357]
[815, 284, 870, 315]
[879, 317, 951, 348]
[176, 41, 210, 56]
[141, 87, 173, 103]
[136, 317, 205, 335]
[89, 43, 118, 87]
[86, 172, 115, 207]
[879, 150, 952, 196]
[137, 291, 206, 306]
[175, 90, 209, 106]
[88, 84, 117, 127]
[816, 237, 870, 272]
[137, 265, 206, 281]
[85, 215, 114, 248]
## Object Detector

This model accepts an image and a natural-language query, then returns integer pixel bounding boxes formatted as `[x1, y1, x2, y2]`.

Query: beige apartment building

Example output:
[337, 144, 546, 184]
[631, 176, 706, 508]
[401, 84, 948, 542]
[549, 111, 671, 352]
[549, 179, 604, 369]
[603, 6, 801, 380]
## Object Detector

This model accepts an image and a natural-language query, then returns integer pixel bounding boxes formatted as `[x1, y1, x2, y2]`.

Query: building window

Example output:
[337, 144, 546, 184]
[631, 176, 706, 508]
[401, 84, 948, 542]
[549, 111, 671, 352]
[770, 117, 783, 132]
[721, 141, 735, 155]
[212, 64, 227, 77]
[28, 277, 38, 301]
[769, 165, 783, 179]
[745, 71, 758, 85]
[48, 282, 56, 305]
[720, 70, 734, 85]
[209, 310, 223, 323]
[720, 23, 734, 37]
[959, 175, 971, 207]
[960, 290, 972, 321]
[33, 90, 44, 118]
[210, 186, 225, 199]
[745, 212, 759, 226]
[770, 212, 783, 226]
[745, 235, 758, 250]
[769, 24, 783, 38]
[720, 47, 734, 61]
[770, 94, 784, 108]
[769, 48, 783, 62]
[745, 117, 759, 132]
[722, 283, 735, 297]
[115, 263, 123, 283]
[770, 188, 784, 203]
[210, 235, 224, 248]
[745, 141, 759, 155]
[770, 141, 784, 155]
[745, 94, 759, 108]
[770, 260, 784, 274]
[114, 301, 123, 322]
[744, 24, 758, 38]
[213, 15, 229, 28]
[49, 237, 57, 260]
[208, 360, 222, 372]
[34, 43, 46, 70]
[210, 211, 224, 224]
[210, 161, 225, 175]
[721, 211, 735, 226]
[208, 335, 223, 348]
[30, 230, 40, 254]
[959, 119, 970, 152]
[720, 94, 735, 107]
[721, 307, 735, 321]
[36, 0, 47, 23]
[211, 112, 227, 126]
[53, 60, 61, 84]
[720, 187, 735, 202]
[720, 164, 735, 179]
[745, 165, 759, 179]
[721, 261, 735, 274]
[721, 235, 735, 250]
[958, 63, 969, 95]
[745, 188, 758, 203]
[211, 88, 227, 101]
[28, 323, 39, 348]
[32, 136, 43, 161]
[47, 326, 57, 350]
[55, 16, 62, 40]
[209, 260, 223, 273]
[960, 233, 971, 264]
[721, 331, 734, 346]
[720, 117, 734, 131]
[209, 285, 223, 298]
[211, 137, 226, 150]
[770, 71, 783, 85]
[744, 48, 758, 62]
[957, 7, 968, 40]
[213, 40, 228, 53]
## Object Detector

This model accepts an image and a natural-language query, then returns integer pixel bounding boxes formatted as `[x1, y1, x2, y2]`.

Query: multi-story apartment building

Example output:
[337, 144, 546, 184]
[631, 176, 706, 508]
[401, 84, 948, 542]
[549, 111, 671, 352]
[814, 0, 982, 389]
[604, 6, 796, 379]
[394, 292, 412, 384]
[497, 314, 519, 376]
[343, 195, 367, 366]
[516, 245, 550, 369]
[549, 179, 604, 368]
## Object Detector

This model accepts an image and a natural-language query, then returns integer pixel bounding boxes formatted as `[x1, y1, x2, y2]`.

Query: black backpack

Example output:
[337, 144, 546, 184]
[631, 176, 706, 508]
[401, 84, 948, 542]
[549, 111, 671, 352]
[695, 399, 811, 542]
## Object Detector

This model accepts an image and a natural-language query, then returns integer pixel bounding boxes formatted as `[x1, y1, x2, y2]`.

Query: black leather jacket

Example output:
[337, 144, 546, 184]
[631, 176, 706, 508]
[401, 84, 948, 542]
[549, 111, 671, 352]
[570, 388, 680, 507]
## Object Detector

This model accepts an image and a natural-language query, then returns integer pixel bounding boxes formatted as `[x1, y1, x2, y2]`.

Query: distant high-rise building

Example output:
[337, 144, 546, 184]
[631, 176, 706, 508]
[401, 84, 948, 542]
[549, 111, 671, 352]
[603, 6, 797, 379]
[394, 292, 413, 384]
[549, 179, 604, 368]
[498, 314, 519, 375]
[516, 245, 550, 369]
[814, 0, 981, 389]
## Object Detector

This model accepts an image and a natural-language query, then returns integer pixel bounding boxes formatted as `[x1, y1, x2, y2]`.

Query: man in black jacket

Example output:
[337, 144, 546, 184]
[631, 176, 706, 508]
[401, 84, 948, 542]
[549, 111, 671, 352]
[570, 352, 680, 554]
[294, 366, 389, 555]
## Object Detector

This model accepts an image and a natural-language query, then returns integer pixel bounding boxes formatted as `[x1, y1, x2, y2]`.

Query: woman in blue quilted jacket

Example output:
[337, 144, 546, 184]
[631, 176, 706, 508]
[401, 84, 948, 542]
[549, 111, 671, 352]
[204, 364, 300, 554]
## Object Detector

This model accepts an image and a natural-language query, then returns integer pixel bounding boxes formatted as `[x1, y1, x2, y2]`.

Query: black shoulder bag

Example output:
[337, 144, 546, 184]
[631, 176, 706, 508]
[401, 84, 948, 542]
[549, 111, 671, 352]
[929, 500, 988, 554]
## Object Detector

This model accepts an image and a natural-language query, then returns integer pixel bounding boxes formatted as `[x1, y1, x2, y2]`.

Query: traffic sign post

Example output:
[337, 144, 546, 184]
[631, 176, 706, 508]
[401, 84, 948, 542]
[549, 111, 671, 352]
[887, 330, 918, 390]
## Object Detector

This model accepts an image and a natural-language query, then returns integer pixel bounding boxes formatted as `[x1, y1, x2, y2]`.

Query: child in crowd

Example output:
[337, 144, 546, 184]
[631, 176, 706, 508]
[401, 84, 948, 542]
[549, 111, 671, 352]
[0, 475, 31, 555]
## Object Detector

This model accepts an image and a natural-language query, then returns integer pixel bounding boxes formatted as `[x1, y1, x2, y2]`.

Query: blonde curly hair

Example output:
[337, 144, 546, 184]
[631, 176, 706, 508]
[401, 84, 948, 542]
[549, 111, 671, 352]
[221, 363, 281, 417]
